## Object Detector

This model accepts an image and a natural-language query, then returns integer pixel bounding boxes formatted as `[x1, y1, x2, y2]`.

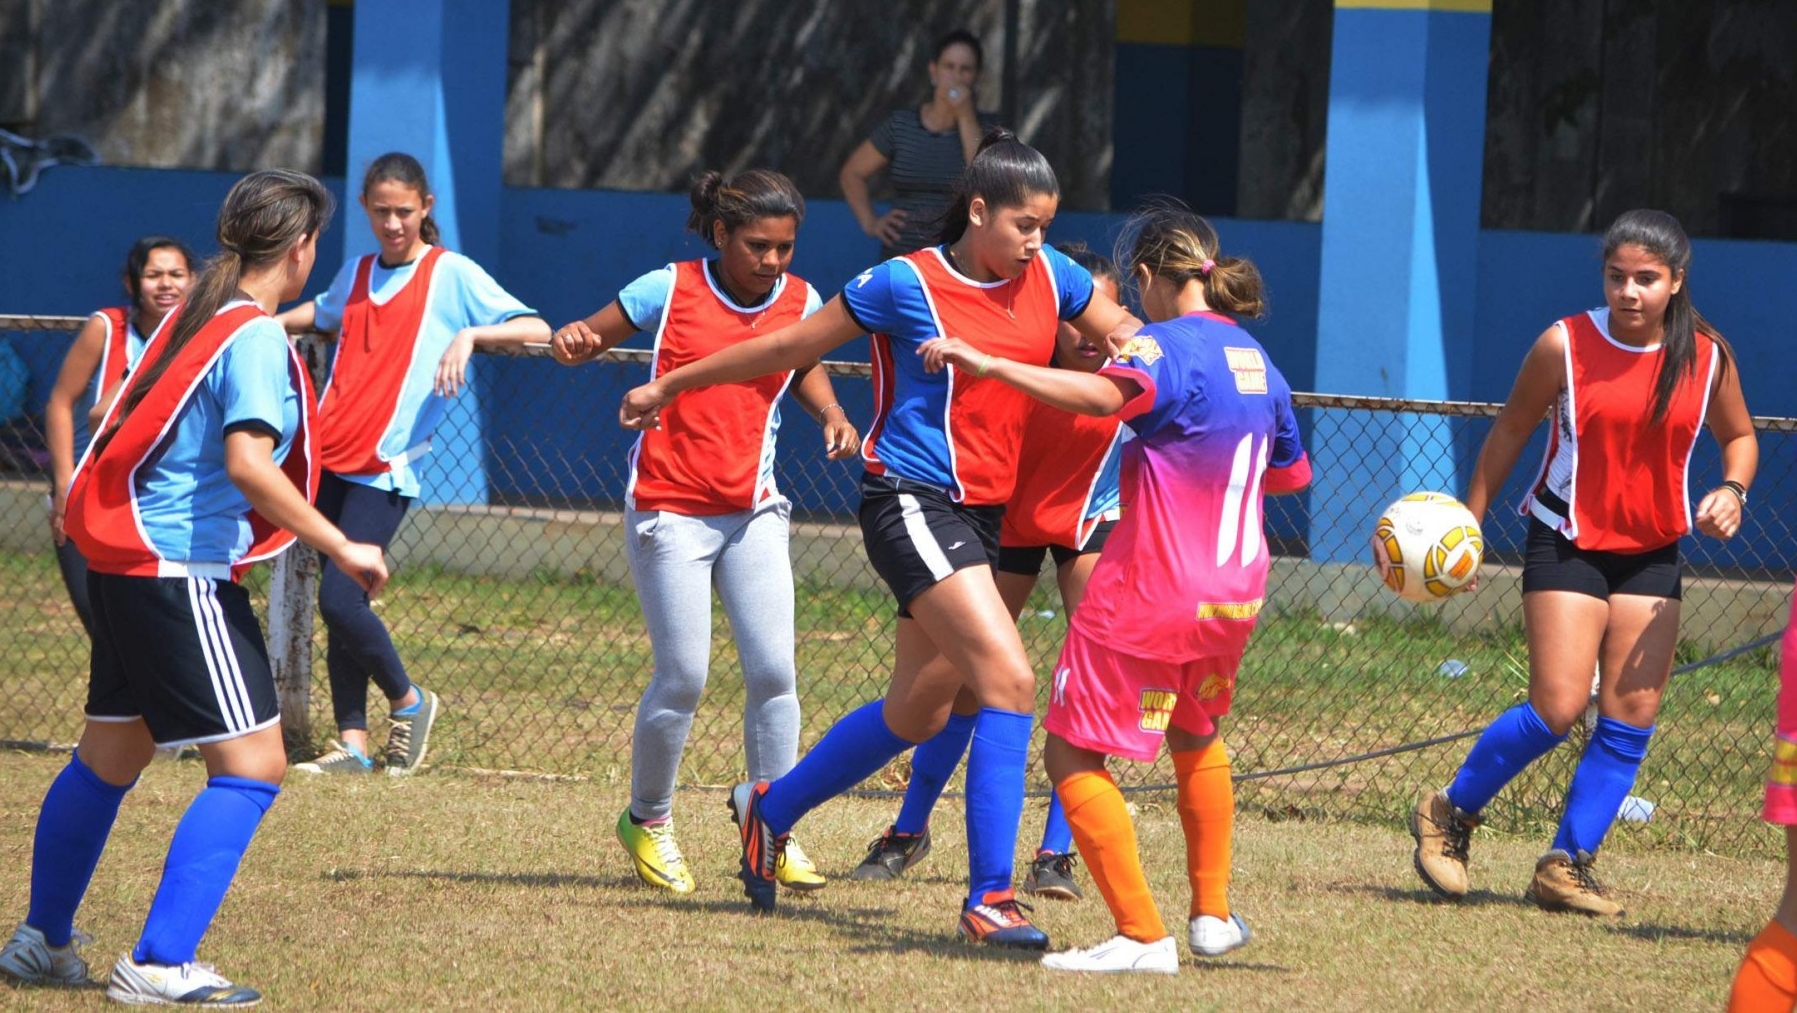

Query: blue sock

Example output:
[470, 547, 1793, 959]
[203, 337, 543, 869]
[964, 707, 1032, 905]
[391, 689, 423, 717]
[1553, 717, 1654, 856]
[27, 752, 132, 947]
[134, 777, 279, 966]
[1038, 789, 1073, 856]
[1445, 701, 1568, 814]
[759, 701, 910, 836]
[893, 712, 976, 836]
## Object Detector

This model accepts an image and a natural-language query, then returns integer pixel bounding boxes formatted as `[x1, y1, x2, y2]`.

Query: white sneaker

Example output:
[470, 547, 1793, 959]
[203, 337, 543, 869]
[1041, 934, 1179, 974]
[1188, 912, 1252, 956]
[0, 922, 91, 986]
[106, 954, 261, 1007]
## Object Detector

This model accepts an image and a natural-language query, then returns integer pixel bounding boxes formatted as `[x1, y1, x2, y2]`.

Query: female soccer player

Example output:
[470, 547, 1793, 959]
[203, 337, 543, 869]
[0, 169, 389, 1005]
[1410, 209, 1756, 916]
[550, 168, 859, 896]
[851, 245, 1124, 903]
[839, 29, 998, 259]
[44, 236, 195, 634]
[1728, 600, 1797, 1011]
[621, 129, 1140, 948]
[918, 203, 1310, 973]
[278, 152, 549, 776]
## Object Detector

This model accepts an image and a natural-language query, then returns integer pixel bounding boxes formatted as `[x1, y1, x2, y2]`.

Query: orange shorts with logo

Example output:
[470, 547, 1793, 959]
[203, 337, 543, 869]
[1043, 624, 1240, 762]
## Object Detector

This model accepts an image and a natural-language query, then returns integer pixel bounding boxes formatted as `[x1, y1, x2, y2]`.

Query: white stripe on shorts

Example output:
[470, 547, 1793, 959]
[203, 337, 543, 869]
[897, 493, 955, 582]
[188, 578, 252, 732]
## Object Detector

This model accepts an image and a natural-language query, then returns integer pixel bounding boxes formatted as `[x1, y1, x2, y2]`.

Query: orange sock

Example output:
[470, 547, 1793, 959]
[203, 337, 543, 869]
[1173, 738, 1233, 921]
[1055, 769, 1164, 942]
[1731, 919, 1797, 1012]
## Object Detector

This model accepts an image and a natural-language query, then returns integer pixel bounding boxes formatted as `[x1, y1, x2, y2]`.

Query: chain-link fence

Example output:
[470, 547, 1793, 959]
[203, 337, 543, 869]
[1, 316, 1789, 855]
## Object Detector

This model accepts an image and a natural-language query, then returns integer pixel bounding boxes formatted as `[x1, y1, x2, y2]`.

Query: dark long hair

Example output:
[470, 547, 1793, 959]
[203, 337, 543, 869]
[1602, 209, 1733, 423]
[936, 127, 1058, 245]
[96, 170, 333, 457]
[1119, 198, 1265, 318]
[122, 235, 197, 300]
[363, 151, 440, 247]
[686, 169, 806, 248]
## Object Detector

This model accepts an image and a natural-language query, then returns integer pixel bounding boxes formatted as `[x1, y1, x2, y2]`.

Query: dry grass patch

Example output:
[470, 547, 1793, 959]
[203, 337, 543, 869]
[0, 753, 1775, 1012]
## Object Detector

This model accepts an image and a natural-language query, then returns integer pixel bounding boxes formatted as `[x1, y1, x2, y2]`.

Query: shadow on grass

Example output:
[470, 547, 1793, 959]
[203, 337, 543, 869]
[1609, 922, 1755, 946]
[1324, 881, 1536, 909]
[322, 868, 627, 890]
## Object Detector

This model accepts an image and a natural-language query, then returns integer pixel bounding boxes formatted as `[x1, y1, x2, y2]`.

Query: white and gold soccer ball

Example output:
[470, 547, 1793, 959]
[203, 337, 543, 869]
[1371, 492, 1484, 602]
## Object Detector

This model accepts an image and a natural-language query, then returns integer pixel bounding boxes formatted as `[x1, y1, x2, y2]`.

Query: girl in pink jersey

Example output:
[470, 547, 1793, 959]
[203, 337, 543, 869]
[1729, 610, 1797, 1010]
[921, 201, 1311, 973]
[1410, 209, 1756, 917]
[552, 169, 858, 897]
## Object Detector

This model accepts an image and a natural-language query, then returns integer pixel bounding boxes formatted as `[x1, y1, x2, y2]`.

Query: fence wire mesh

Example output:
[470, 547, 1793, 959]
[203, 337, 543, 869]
[0, 317, 1789, 855]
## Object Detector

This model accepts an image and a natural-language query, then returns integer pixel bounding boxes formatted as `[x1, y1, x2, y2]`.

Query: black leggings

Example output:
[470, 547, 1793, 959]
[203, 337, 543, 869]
[55, 537, 96, 638]
[315, 471, 414, 732]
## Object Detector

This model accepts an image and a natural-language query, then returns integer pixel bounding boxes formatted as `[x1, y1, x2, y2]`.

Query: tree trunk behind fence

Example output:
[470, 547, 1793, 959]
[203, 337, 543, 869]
[268, 545, 317, 753]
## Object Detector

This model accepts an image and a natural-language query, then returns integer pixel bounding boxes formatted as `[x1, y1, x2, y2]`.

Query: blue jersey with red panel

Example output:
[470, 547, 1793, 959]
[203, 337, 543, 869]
[842, 245, 1094, 506]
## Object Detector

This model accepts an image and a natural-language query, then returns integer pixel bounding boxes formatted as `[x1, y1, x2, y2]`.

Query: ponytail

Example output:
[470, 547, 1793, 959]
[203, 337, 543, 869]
[1601, 209, 1734, 423]
[685, 168, 805, 248]
[936, 127, 1059, 245]
[95, 169, 333, 457]
[1119, 198, 1265, 319]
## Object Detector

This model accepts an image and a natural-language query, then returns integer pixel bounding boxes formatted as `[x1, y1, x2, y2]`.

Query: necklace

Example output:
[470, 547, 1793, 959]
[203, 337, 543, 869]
[945, 246, 1017, 319]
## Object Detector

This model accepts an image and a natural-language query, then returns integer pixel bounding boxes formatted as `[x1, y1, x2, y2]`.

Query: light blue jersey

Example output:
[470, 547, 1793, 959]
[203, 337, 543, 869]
[312, 248, 535, 497]
[135, 310, 299, 564]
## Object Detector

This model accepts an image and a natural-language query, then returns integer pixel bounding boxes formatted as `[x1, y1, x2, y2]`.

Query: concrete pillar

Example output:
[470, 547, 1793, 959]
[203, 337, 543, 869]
[342, 0, 510, 505]
[1310, 0, 1492, 562]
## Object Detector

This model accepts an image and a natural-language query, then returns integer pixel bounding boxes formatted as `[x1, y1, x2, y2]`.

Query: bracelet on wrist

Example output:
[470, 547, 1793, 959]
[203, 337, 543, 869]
[817, 403, 845, 421]
[1720, 480, 1748, 507]
[977, 354, 993, 378]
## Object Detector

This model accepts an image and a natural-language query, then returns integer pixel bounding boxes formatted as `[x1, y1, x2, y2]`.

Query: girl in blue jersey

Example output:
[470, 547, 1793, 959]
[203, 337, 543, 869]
[0, 170, 390, 1006]
[278, 152, 549, 776]
[44, 236, 195, 634]
[622, 128, 1141, 949]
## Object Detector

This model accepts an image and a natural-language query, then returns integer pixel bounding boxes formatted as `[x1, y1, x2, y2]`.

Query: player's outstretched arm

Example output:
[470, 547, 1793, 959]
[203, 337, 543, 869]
[917, 337, 1137, 417]
[223, 429, 389, 596]
[621, 297, 859, 430]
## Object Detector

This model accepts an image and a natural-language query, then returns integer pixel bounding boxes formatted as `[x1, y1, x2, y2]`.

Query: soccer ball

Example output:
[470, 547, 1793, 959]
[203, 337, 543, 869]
[1371, 492, 1484, 602]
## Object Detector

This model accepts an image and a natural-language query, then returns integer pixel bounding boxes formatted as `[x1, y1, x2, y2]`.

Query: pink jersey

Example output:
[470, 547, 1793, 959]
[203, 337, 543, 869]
[1069, 312, 1309, 663]
[1766, 582, 1797, 825]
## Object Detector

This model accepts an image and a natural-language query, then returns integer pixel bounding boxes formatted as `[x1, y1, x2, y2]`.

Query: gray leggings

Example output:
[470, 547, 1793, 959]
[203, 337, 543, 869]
[625, 496, 799, 821]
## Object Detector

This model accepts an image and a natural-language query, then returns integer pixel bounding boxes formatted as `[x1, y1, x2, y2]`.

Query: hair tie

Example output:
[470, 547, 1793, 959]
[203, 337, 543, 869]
[1199, 259, 1216, 277]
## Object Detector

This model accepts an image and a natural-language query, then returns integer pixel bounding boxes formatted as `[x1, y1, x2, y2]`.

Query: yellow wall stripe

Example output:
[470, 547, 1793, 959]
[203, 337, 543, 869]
[1335, 0, 1492, 11]
[1116, 0, 1247, 49]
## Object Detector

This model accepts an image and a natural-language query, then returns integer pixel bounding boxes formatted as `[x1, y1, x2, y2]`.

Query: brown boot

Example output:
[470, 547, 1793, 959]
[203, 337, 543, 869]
[1525, 849, 1625, 917]
[1409, 789, 1478, 898]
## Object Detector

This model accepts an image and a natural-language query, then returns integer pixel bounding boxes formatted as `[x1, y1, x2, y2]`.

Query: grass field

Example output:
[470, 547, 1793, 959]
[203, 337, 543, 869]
[0, 753, 1777, 1012]
[0, 547, 1783, 856]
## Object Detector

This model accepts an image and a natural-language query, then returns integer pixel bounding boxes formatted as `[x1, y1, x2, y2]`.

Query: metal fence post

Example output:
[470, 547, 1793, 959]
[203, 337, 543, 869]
[269, 333, 330, 754]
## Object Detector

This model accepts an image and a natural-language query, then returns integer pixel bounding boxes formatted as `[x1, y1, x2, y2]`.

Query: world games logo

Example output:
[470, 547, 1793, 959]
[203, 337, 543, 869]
[1138, 689, 1177, 732]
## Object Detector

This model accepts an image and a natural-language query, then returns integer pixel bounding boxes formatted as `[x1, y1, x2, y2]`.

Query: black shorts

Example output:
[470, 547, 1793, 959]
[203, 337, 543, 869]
[86, 570, 281, 746]
[1521, 519, 1683, 601]
[995, 519, 1118, 576]
[859, 472, 1002, 617]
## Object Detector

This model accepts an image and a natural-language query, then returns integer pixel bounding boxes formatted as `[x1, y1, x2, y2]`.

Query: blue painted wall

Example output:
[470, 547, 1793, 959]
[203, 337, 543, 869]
[3, 167, 1792, 565]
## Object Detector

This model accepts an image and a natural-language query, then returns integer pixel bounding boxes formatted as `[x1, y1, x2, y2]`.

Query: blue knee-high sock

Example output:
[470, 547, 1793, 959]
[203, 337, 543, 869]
[134, 777, 279, 966]
[1553, 716, 1654, 856]
[759, 701, 910, 836]
[894, 712, 976, 836]
[1445, 701, 1568, 814]
[1038, 790, 1073, 856]
[27, 751, 132, 947]
[964, 708, 1032, 905]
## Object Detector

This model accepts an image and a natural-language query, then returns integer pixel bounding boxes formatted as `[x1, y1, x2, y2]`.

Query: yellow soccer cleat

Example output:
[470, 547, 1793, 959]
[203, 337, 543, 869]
[616, 808, 696, 894]
[774, 836, 828, 892]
